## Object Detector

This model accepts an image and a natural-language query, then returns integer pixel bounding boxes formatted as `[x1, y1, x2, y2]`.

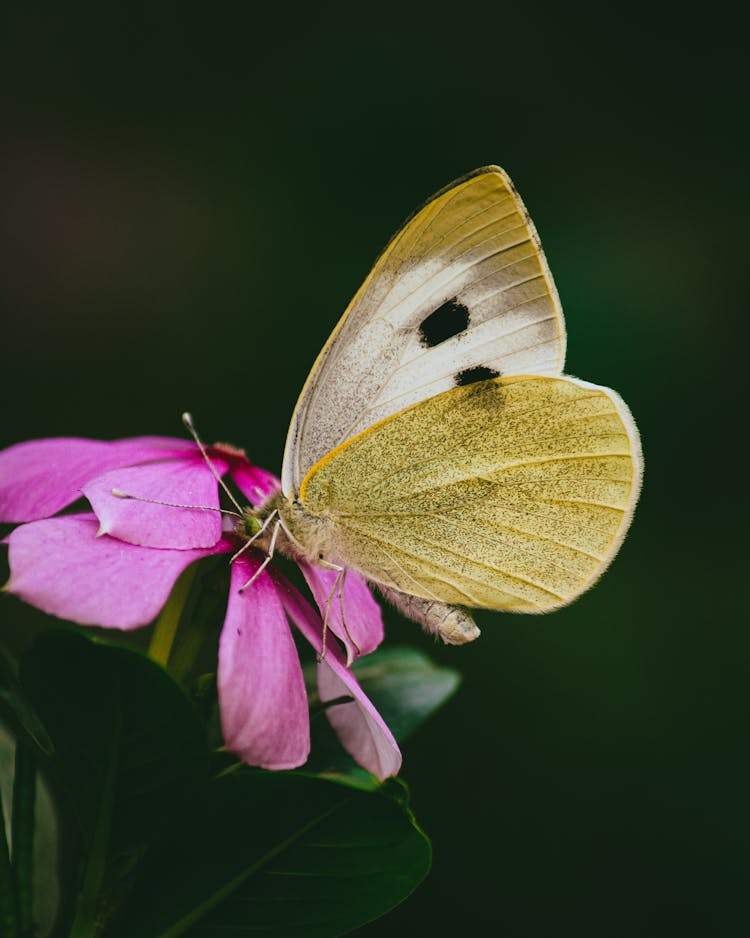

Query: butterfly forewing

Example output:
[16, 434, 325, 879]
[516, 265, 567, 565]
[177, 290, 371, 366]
[281, 167, 566, 496]
[299, 376, 642, 613]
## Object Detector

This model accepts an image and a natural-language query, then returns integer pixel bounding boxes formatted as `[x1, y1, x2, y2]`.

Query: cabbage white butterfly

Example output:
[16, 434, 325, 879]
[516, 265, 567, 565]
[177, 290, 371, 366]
[258, 167, 642, 645]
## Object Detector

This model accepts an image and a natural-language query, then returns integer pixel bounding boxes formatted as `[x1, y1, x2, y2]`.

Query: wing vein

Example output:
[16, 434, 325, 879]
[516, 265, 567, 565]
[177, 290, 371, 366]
[433, 512, 604, 569]
[378, 228, 538, 320]
[337, 516, 566, 602]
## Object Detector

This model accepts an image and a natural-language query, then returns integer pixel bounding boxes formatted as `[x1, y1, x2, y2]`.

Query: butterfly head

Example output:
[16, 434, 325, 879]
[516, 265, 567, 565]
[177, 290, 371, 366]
[236, 508, 264, 541]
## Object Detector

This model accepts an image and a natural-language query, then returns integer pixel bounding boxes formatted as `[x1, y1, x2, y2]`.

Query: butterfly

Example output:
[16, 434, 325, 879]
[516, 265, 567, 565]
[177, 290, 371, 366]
[258, 166, 642, 645]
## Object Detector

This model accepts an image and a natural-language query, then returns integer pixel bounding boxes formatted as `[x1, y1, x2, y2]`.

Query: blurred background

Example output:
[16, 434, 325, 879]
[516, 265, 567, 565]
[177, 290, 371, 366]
[1, 4, 747, 935]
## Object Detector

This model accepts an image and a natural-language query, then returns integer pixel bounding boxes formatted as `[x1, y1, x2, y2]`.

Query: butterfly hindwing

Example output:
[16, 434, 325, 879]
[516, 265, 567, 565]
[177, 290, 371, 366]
[298, 375, 642, 613]
[281, 167, 566, 495]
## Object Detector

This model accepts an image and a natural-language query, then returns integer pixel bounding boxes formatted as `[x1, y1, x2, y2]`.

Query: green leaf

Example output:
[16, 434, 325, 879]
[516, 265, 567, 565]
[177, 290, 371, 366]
[0, 738, 20, 938]
[109, 771, 431, 938]
[1, 639, 62, 938]
[305, 645, 461, 784]
[0, 641, 51, 757]
[0, 719, 62, 938]
[11, 739, 36, 932]
[20, 630, 210, 934]
[350, 646, 461, 741]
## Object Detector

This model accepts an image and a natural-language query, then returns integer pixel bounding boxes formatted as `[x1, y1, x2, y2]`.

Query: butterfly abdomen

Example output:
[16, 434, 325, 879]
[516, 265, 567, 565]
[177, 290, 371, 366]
[378, 586, 481, 645]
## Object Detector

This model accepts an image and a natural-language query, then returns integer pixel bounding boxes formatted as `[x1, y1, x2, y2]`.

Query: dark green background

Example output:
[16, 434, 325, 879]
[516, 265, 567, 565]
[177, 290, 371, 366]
[2, 5, 747, 935]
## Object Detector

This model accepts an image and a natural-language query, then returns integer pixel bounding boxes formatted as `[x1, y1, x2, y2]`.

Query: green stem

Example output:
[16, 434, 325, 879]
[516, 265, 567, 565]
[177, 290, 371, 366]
[11, 741, 35, 934]
[0, 758, 20, 938]
[168, 610, 210, 684]
[169, 556, 227, 683]
[148, 565, 198, 668]
[67, 702, 122, 938]
[309, 695, 356, 719]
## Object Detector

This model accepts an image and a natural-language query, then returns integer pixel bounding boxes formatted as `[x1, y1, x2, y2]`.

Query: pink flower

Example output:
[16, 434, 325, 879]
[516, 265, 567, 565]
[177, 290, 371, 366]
[0, 435, 400, 779]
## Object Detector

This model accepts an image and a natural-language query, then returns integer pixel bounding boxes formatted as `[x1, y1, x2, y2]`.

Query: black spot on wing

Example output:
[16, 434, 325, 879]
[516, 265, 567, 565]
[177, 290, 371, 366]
[418, 299, 470, 347]
[455, 365, 501, 386]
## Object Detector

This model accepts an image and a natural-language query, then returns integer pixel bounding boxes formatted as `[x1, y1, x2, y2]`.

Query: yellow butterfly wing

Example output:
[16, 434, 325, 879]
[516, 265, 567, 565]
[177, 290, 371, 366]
[282, 167, 565, 496]
[298, 375, 642, 612]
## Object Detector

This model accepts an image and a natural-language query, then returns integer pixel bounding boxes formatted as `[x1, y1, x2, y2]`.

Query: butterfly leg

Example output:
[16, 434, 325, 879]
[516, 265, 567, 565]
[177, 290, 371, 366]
[335, 568, 362, 661]
[317, 561, 344, 661]
[313, 561, 359, 663]
[238, 517, 281, 592]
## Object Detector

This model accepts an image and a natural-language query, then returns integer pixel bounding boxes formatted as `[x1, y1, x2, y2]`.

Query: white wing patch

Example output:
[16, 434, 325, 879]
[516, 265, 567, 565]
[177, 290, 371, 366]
[281, 167, 566, 496]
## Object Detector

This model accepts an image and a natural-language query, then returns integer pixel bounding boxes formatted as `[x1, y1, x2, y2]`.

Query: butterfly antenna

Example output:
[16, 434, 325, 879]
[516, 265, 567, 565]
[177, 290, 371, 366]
[110, 490, 241, 517]
[182, 412, 243, 513]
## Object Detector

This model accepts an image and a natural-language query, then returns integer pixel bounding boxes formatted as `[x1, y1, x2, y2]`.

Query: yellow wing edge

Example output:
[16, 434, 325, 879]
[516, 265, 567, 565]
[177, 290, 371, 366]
[498, 375, 643, 615]
[532, 374, 644, 613]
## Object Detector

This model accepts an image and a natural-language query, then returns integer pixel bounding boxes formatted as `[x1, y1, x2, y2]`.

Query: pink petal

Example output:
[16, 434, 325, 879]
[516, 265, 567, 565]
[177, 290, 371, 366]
[218, 555, 310, 770]
[116, 436, 196, 452]
[82, 457, 229, 549]
[316, 659, 402, 781]
[0, 437, 197, 523]
[230, 463, 280, 508]
[271, 569, 401, 781]
[298, 563, 384, 665]
[4, 514, 231, 629]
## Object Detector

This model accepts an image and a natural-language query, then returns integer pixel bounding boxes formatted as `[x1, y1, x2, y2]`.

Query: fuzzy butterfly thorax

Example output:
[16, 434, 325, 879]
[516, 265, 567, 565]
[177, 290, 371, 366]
[239, 491, 345, 573]
[271, 494, 340, 567]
